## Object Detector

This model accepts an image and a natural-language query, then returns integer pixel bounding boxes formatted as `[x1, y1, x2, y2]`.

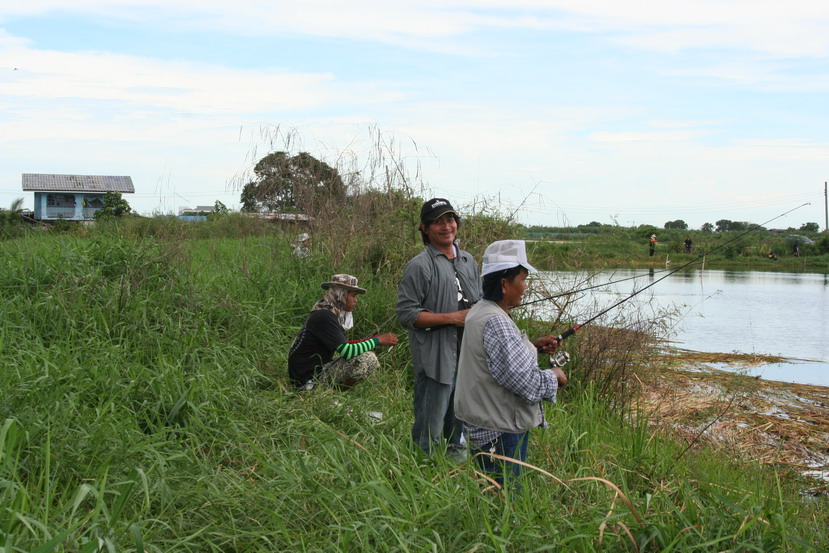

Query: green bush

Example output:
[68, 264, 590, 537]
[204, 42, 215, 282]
[817, 235, 829, 255]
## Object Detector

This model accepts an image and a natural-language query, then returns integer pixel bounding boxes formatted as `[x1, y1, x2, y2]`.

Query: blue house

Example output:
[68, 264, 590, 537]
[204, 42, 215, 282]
[22, 173, 135, 221]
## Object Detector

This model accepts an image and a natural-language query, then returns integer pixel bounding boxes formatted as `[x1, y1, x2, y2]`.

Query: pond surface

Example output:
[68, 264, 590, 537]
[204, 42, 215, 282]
[536, 269, 829, 388]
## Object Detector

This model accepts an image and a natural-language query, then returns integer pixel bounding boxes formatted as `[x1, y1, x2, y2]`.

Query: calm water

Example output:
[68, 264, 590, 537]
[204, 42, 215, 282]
[535, 269, 829, 387]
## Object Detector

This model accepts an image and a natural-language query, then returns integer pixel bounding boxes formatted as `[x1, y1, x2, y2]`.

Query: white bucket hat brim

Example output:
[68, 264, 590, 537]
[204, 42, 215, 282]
[481, 240, 536, 277]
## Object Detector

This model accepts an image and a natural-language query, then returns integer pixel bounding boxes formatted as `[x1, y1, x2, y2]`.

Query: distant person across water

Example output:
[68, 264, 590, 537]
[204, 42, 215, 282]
[684, 236, 692, 254]
[649, 234, 657, 257]
[288, 274, 398, 391]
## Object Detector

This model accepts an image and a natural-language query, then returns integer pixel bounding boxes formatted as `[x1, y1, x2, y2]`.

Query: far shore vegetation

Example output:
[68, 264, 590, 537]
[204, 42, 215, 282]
[521, 220, 829, 273]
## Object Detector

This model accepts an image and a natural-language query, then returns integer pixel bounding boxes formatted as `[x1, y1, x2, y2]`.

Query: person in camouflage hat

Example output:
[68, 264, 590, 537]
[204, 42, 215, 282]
[288, 274, 398, 390]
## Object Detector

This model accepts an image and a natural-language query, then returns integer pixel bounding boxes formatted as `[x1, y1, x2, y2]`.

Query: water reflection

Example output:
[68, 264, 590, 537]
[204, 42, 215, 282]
[535, 269, 829, 387]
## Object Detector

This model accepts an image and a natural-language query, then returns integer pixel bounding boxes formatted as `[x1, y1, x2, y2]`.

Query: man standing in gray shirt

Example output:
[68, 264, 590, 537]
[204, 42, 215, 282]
[396, 198, 481, 460]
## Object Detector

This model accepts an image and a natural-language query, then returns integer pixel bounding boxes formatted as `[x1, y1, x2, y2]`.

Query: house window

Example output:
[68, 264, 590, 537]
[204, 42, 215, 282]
[84, 197, 103, 208]
[46, 194, 76, 207]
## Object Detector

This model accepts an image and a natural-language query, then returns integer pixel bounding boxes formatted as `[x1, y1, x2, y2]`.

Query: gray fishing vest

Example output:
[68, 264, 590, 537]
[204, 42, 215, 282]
[455, 300, 544, 434]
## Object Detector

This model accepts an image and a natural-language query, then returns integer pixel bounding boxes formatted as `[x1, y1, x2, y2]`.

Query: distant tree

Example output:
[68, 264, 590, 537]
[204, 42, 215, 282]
[240, 151, 345, 212]
[800, 222, 820, 233]
[715, 219, 732, 232]
[664, 219, 688, 230]
[585, 221, 603, 227]
[818, 235, 829, 255]
[205, 200, 230, 221]
[639, 225, 659, 239]
[701, 222, 714, 233]
[213, 200, 229, 214]
[0, 198, 25, 239]
[714, 219, 753, 232]
[94, 192, 132, 221]
[8, 197, 23, 213]
[1, 197, 23, 221]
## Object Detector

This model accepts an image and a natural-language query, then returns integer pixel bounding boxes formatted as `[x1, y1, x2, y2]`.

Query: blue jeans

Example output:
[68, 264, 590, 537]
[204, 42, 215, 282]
[411, 371, 464, 456]
[472, 431, 529, 485]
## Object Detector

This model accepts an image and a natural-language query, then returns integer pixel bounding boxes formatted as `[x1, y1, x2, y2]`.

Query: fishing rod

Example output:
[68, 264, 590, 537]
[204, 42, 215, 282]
[516, 267, 675, 309]
[518, 204, 809, 310]
[547, 203, 811, 344]
[370, 311, 398, 336]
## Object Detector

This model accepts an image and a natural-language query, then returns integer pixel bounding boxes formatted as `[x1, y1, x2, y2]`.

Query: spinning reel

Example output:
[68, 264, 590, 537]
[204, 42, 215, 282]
[549, 350, 570, 368]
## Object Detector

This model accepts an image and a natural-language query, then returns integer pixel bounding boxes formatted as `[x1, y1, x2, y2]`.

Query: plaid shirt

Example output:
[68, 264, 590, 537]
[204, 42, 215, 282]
[464, 314, 559, 447]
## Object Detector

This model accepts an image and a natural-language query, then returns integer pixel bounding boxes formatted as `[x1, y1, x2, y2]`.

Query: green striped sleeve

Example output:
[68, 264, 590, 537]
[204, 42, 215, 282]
[335, 336, 380, 360]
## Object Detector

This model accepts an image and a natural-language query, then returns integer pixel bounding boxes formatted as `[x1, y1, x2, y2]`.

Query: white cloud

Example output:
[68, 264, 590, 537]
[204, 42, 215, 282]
[664, 58, 829, 91]
[3, 1, 829, 57]
[1, 49, 337, 115]
[589, 130, 711, 143]
[0, 29, 411, 152]
[386, 98, 825, 227]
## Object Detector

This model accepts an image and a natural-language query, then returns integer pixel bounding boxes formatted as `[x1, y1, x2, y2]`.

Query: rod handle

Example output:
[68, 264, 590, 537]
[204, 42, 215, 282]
[557, 326, 580, 342]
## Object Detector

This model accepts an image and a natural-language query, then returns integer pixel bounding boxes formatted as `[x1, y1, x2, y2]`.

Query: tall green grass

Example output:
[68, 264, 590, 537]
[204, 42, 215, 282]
[1, 222, 826, 552]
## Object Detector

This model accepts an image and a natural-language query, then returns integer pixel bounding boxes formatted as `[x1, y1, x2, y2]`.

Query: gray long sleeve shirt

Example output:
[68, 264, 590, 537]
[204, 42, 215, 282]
[396, 244, 481, 385]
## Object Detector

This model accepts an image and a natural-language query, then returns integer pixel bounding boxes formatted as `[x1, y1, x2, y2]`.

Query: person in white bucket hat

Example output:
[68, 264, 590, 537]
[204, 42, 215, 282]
[455, 240, 567, 485]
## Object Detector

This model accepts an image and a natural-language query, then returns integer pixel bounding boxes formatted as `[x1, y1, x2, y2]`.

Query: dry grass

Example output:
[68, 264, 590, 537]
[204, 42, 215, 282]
[636, 348, 829, 495]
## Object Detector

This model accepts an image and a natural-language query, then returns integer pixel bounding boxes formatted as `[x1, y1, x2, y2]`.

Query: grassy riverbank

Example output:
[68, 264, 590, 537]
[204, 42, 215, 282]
[1, 218, 827, 551]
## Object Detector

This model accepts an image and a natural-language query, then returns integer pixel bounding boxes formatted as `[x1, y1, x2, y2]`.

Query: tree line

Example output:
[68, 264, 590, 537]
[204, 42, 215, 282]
[526, 218, 822, 236]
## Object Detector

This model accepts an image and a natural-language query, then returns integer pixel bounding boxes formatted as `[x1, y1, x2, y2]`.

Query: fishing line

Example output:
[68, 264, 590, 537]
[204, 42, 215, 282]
[370, 311, 398, 335]
[536, 203, 811, 343]
[519, 204, 812, 311]
[402, 202, 809, 336]
[516, 267, 675, 309]
[367, 311, 401, 353]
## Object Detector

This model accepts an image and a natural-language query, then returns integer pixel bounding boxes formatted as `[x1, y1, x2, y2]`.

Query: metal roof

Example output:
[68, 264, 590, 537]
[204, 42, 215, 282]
[22, 174, 135, 193]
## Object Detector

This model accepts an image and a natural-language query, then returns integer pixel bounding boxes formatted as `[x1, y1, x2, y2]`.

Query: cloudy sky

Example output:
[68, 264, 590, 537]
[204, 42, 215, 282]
[1, 1, 827, 229]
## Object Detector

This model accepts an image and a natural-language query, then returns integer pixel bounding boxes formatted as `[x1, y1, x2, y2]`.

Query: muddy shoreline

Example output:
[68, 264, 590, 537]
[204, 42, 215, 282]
[638, 347, 829, 494]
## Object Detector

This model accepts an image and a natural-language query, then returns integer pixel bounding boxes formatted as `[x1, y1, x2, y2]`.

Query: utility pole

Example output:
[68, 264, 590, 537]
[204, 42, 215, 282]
[825, 181, 828, 233]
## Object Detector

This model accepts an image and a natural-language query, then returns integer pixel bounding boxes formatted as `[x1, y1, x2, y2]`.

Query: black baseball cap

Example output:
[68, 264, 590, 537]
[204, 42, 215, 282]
[420, 198, 457, 224]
